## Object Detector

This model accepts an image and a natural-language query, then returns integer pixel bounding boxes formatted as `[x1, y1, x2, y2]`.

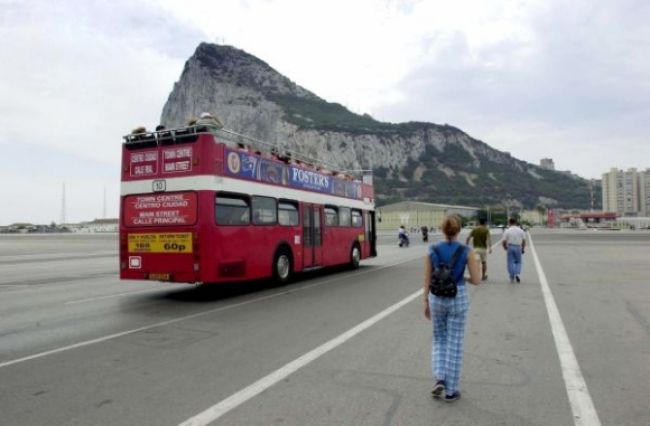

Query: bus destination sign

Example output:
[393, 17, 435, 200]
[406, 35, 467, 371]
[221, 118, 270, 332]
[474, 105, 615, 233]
[123, 192, 197, 227]
[130, 150, 158, 177]
[162, 146, 193, 174]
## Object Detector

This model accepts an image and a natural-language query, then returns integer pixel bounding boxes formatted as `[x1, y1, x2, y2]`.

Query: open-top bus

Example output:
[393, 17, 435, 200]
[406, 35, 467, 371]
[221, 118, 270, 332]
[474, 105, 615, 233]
[119, 125, 377, 285]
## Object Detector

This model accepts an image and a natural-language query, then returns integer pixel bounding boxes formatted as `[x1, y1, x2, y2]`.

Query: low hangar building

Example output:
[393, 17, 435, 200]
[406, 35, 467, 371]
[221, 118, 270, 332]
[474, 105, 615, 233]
[376, 201, 478, 232]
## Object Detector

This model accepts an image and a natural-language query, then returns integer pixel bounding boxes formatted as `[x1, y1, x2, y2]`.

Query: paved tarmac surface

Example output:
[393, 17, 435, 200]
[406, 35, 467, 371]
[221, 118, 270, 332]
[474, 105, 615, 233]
[0, 229, 648, 425]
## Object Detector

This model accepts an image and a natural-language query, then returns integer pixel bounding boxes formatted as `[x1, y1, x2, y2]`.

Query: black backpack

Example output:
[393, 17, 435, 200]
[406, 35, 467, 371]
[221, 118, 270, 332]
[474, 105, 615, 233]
[429, 245, 466, 298]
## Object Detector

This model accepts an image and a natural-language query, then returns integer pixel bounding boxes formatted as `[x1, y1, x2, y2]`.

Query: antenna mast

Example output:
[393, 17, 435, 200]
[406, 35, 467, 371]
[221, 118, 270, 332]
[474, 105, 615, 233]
[60, 182, 67, 224]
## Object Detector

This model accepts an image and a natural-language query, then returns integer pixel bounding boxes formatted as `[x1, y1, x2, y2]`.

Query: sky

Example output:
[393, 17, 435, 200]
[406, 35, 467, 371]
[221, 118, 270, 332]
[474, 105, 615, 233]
[1, 0, 648, 225]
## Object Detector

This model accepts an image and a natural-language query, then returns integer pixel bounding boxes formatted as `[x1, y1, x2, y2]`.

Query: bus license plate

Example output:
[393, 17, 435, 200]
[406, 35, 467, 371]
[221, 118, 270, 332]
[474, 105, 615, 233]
[128, 233, 193, 253]
[149, 273, 171, 281]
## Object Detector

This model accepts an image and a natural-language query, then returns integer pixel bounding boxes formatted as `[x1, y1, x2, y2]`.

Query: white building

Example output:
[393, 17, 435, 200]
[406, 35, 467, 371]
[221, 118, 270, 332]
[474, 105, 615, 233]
[77, 218, 119, 233]
[376, 201, 478, 231]
[640, 169, 650, 217]
[602, 168, 643, 216]
[540, 158, 555, 170]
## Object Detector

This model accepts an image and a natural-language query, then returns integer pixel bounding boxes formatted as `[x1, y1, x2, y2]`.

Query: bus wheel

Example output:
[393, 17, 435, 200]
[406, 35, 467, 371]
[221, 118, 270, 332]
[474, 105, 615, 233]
[273, 248, 292, 284]
[350, 244, 361, 270]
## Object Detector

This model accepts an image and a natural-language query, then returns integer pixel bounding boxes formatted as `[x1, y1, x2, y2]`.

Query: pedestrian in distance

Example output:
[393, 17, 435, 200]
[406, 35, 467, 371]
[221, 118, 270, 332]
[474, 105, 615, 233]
[466, 217, 492, 281]
[398, 225, 410, 247]
[421, 225, 429, 243]
[502, 217, 526, 283]
[423, 215, 481, 403]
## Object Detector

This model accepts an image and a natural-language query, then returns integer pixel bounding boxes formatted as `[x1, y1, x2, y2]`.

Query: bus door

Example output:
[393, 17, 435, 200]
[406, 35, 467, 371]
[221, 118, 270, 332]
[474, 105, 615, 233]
[366, 211, 377, 257]
[302, 204, 323, 268]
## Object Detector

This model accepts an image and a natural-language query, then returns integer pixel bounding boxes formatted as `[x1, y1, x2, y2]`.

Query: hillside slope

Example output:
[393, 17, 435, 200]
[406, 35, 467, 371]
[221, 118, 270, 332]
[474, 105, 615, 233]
[161, 43, 596, 209]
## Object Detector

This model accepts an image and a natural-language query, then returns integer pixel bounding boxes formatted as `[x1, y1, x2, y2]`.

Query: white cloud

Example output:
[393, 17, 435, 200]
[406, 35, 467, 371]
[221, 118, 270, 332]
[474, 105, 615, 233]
[0, 2, 185, 166]
[374, 0, 650, 178]
[0, 0, 194, 224]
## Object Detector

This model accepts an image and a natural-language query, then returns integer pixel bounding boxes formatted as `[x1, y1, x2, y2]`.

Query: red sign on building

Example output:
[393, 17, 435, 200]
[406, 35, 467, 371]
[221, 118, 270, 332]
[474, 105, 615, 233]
[547, 209, 556, 228]
[123, 192, 197, 226]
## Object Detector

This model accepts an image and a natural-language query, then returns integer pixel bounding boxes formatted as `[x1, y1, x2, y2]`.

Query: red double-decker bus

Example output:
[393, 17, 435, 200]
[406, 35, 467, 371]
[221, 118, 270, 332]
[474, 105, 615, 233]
[119, 125, 377, 285]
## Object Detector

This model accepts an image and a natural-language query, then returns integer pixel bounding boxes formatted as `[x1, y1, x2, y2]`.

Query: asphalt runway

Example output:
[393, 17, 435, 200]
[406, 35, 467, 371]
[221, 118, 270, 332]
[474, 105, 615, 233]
[0, 230, 648, 425]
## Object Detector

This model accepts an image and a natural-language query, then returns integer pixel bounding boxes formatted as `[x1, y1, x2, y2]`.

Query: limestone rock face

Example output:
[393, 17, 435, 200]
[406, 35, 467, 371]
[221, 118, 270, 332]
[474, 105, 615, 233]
[160, 43, 595, 209]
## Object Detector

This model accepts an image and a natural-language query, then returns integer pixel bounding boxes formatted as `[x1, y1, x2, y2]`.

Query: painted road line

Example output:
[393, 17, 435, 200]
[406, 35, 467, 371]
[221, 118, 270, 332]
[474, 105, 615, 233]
[528, 233, 601, 426]
[0, 251, 117, 263]
[177, 289, 422, 426]
[0, 254, 423, 370]
[65, 287, 175, 305]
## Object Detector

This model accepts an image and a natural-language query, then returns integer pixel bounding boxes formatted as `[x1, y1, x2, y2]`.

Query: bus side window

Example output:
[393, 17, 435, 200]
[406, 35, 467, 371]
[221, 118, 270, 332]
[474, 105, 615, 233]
[278, 200, 299, 226]
[324, 206, 338, 227]
[351, 209, 363, 227]
[339, 207, 351, 227]
[252, 196, 277, 225]
[216, 193, 250, 225]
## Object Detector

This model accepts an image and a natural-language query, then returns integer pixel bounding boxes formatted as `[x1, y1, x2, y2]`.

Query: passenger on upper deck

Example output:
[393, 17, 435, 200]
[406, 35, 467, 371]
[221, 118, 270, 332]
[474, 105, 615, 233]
[130, 126, 147, 141]
[131, 126, 147, 135]
[195, 112, 224, 131]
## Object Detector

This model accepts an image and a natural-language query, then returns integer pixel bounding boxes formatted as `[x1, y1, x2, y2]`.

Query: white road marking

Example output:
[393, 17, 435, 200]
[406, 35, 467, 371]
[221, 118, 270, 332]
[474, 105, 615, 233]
[528, 234, 601, 426]
[64, 287, 171, 305]
[0, 251, 117, 262]
[0, 254, 422, 370]
[177, 289, 422, 426]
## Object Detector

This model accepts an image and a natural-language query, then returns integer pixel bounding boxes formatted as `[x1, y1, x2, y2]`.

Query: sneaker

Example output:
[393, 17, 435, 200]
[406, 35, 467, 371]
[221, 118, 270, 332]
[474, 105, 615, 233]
[444, 391, 461, 403]
[431, 380, 445, 399]
[482, 275, 488, 281]
[515, 275, 520, 283]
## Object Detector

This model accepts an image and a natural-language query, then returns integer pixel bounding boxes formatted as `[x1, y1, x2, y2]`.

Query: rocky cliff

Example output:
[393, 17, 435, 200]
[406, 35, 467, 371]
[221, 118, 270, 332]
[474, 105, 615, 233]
[161, 42, 596, 209]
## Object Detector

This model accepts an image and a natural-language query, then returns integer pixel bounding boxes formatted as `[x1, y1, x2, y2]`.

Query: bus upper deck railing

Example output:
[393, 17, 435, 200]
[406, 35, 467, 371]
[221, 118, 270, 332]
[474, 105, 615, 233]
[124, 126, 373, 184]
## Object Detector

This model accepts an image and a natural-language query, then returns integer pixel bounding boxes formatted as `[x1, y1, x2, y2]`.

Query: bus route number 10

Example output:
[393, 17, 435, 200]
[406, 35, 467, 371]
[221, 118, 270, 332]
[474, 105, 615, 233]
[152, 180, 166, 192]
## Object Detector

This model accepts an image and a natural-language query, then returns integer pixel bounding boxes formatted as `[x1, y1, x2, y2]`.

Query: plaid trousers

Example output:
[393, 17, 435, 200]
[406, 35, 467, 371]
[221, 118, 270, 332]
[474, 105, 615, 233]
[429, 284, 469, 394]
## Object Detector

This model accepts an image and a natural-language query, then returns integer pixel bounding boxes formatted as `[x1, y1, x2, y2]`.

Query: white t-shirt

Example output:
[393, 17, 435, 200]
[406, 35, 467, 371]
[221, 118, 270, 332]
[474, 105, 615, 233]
[504, 226, 526, 246]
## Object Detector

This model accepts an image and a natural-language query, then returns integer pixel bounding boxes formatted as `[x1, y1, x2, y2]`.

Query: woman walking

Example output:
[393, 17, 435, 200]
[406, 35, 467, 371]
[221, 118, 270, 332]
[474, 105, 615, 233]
[423, 215, 481, 402]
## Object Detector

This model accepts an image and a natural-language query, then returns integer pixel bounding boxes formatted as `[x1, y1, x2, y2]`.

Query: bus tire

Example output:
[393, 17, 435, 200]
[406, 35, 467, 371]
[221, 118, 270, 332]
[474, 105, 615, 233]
[273, 247, 293, 284]
[349, 243, 361, 270]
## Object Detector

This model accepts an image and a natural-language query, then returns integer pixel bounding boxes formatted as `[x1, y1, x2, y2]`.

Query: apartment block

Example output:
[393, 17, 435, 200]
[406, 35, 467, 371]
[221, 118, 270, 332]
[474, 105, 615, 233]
[602, 167, 650, 217]
[640, 169, 650, 216]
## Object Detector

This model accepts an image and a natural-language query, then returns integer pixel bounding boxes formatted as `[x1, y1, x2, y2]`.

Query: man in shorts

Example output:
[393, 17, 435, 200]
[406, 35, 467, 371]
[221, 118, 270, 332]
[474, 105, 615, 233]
[466, 217, 492, 281]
